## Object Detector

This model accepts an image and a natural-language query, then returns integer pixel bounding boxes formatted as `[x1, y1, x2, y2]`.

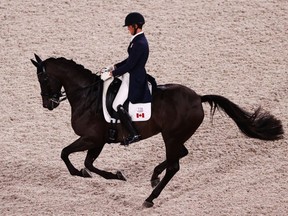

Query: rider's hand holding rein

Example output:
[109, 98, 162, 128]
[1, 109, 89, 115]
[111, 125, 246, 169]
[100, 66, 114, 81]
[100, 65, 114, 74]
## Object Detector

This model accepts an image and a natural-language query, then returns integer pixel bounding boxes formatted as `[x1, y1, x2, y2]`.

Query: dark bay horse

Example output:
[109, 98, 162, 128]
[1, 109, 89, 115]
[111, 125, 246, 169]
[31, 54, 284, 207]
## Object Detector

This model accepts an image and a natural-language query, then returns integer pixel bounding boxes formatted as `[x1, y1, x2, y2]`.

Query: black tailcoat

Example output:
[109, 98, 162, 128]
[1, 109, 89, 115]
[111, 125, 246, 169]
[112, 33, 152, 103]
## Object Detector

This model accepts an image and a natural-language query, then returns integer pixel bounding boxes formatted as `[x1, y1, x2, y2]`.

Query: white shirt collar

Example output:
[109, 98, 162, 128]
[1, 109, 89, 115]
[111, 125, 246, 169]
[130, 31, 144, 42]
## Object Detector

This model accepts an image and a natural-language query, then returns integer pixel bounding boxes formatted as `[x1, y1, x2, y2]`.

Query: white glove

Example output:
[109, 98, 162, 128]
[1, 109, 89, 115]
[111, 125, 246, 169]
[101, 71, 112, 81]
[101, 65, 115, 74]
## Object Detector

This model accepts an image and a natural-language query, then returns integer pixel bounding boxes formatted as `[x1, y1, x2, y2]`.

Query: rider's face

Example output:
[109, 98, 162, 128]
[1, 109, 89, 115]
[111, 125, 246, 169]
[128, 24, 141, 35]
[127, 25, 134, 35]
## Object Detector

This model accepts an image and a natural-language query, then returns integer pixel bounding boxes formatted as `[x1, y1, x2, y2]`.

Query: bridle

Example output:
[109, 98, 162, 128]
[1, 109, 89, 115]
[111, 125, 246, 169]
[32, 54, 102, 108]
[37, 69, 104, 107]
[37, 68, 67, 105]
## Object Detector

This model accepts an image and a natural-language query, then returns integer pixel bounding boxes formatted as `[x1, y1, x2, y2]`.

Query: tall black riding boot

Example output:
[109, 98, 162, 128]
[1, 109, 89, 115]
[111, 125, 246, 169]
[117, 105, 141, 145]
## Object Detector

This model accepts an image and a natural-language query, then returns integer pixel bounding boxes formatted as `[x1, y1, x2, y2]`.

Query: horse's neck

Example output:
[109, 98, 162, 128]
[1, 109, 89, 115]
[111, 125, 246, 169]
[63, 74, 101, 111]
[63, 78, 91, 95]
[49, 59, 100, 110]
[64, 79, 92, 103]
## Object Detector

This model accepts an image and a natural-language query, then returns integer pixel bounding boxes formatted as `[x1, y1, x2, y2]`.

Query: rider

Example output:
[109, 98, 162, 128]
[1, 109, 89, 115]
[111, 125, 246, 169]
[105, 12, 152, 145]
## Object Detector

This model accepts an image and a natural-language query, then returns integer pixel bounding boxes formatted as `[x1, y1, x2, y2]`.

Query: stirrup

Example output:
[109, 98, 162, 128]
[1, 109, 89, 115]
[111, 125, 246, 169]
[121, 134, 141, 146]
[107, 120, 118, 143]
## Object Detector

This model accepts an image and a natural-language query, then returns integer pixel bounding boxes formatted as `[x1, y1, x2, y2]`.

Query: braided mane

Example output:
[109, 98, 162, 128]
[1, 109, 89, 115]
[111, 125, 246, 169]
[43, 56, 102, 112]
[45, 57, 95, 76]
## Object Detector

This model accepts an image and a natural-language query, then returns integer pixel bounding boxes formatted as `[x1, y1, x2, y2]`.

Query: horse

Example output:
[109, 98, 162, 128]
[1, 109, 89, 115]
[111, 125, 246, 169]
[31, 54, 284, 207]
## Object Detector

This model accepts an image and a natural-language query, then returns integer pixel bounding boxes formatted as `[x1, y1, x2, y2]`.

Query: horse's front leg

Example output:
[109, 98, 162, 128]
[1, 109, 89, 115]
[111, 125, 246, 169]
[61, 137, 96, 177]
[84, 147, 126, 181]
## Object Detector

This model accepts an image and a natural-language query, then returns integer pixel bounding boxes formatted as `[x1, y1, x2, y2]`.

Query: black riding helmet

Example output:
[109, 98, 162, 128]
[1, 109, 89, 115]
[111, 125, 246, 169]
[123, 12, 145, 27]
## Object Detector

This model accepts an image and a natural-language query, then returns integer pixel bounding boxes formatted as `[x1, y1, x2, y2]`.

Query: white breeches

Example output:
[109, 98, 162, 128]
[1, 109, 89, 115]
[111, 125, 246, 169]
[112, 73, 130, 112]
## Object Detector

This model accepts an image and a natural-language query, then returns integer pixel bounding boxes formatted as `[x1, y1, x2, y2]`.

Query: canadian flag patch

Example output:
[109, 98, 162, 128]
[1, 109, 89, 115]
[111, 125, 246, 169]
[129, 102, 151, 122]
[136, 113, 145, 118]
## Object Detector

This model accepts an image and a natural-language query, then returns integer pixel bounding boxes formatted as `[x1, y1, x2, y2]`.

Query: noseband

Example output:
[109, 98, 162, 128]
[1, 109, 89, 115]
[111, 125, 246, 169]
[37, 70, 67, 105]
[33, 55, 102, 108]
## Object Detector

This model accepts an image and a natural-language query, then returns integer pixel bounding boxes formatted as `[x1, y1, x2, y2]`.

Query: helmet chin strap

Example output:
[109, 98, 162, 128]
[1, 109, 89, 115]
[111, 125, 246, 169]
[132, 24, 138, 35]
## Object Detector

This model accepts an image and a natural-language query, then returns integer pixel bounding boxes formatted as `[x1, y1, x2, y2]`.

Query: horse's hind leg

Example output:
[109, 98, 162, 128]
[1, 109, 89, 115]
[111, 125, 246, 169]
[144, 142, 189, 207]
[144, 159, 180, 208]
[150, 147, 188, 188]
[84, 148, 126, 181]
[150, 160, 167, 188]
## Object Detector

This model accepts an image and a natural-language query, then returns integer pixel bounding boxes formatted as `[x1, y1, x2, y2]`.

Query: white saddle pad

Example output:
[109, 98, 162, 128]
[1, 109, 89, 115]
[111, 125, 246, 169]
[102, 76, 152, 123]
[128, 102, 151, 121]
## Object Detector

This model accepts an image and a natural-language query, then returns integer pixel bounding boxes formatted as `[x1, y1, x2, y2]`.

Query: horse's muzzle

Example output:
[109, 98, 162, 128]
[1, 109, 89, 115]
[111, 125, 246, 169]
[43, 98, 60, 110]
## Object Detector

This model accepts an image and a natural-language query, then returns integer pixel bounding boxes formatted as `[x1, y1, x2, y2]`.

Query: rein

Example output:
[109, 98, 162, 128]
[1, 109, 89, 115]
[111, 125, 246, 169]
[50, 91, 67, 104]
[55, 75, 103, 105]
[34, 55, 103, 107]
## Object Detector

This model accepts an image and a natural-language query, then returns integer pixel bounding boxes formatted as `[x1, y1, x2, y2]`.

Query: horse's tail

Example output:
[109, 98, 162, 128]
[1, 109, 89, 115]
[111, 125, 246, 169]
[201, 95, 284, 141]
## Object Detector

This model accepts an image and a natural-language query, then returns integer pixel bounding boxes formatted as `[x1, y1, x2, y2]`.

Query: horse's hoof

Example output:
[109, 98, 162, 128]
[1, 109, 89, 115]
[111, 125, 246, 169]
[142, 200, 154, 208]
[116, 170, 127, 181]
[151, 177, 160, 188]
[81, 168, 92, 178]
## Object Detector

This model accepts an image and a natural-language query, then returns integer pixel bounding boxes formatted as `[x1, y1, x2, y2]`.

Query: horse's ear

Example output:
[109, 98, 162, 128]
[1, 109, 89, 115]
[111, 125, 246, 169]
[34, 54, 42, 64]
[31, 59, 39, 68]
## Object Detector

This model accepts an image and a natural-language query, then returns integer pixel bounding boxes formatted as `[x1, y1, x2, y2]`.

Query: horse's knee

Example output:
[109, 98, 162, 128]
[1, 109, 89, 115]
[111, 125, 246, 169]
[61, 148, 69, 160]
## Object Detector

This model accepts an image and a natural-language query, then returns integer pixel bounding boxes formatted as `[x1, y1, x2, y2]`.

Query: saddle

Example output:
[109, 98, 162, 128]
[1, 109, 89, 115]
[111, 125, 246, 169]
[102, 74, 156, 123]
[106, 77, 122, 119]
